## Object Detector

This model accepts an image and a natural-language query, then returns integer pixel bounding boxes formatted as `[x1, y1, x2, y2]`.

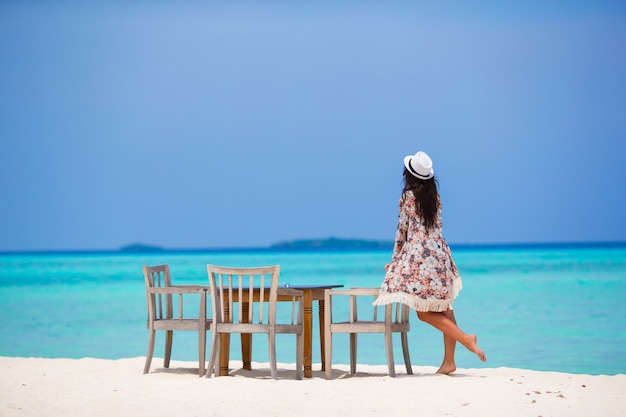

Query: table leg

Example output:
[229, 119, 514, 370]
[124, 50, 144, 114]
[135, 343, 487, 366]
[241, 303, 252, 370]
[219, 304, 231, 376]
[219, 334, 231, 376]
[318, 299, 326, 371]
[303, 290, 313, 378]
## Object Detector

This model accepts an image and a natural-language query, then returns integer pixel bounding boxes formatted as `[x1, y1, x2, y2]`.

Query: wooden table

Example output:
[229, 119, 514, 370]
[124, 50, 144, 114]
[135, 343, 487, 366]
[218, 284, 343, 378]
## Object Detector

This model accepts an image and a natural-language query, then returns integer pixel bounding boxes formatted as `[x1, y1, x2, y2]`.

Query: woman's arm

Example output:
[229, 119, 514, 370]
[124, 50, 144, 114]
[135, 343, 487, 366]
[392, 193, 409, 258]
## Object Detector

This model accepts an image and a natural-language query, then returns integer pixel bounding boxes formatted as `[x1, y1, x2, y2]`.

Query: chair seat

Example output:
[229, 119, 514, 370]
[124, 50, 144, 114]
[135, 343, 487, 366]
[275, 324, 303, 334]
[213, 323, 270, 333]
[330, 321, 410, 333]
[212, 323, 303, 334]
[151, 318, 212, 332]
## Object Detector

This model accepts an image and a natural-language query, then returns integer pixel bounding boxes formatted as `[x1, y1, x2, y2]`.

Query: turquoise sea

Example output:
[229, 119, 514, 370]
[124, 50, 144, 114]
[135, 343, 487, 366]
[1, 244, 625, 376]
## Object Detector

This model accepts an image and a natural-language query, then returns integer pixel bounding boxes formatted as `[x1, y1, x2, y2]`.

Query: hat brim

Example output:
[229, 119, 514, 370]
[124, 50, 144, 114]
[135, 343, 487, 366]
[404, 155, 434, 180]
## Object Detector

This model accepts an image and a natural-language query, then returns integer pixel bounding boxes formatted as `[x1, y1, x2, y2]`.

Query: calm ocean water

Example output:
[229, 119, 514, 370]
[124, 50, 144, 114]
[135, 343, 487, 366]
[1, 245, 625, 376]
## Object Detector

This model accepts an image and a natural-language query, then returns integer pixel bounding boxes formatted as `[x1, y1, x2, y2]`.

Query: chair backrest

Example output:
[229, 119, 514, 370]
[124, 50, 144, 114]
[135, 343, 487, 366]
[207, 265, 281, 328]
[327, 288, 411, 326]
[143, 264, 174, 323]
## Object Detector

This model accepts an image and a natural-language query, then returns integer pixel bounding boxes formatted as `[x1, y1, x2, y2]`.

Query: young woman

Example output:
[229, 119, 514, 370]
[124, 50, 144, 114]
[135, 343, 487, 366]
[374, 150, 486, 374]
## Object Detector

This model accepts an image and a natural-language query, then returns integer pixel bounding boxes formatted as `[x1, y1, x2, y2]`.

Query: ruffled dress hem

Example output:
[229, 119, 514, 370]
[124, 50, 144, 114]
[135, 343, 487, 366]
[373, 278, 463, 312]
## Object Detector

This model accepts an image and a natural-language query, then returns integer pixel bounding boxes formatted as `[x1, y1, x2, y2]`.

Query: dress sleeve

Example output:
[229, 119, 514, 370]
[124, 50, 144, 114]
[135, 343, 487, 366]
[392, 193, 409, 258]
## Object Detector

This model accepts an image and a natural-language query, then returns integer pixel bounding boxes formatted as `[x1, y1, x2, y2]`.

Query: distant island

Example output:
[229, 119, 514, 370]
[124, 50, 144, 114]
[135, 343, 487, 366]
[119, 243, 163, 253]
[117, 238, 393, 253]
[270, 237, 394, 251]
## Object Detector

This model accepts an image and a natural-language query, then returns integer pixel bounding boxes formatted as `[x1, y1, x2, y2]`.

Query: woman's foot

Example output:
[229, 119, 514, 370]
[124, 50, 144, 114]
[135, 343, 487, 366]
[464, 334, 486, 362]
[436, 362, 457, 375]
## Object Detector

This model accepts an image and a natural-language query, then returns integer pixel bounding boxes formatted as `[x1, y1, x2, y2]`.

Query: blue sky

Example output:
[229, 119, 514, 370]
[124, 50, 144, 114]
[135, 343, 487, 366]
[1, 1, 625, 251]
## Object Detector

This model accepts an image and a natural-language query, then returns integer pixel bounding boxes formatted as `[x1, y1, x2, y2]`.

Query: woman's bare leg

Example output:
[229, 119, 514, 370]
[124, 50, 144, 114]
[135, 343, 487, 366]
[437, 309, 458, 374]
[417, 310, 486, 363]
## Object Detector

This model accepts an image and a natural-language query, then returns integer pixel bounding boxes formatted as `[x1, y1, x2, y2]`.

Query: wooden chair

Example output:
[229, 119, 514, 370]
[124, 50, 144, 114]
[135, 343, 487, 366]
[143, 264, 211, 376]
[324, 288, 413, 379]
[205, 265, 304, 380]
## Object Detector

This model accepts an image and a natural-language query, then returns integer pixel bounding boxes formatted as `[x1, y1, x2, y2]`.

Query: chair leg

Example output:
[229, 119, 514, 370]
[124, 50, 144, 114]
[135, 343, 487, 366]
[198, 329, 206, 377]
[206, 331, 220, 378]
[385, 331, 396, 377]
[349, 333, 357, 374]
[324, 293, 332, 380]
[401, 331, 413, 375]
[198, 290, 207, 377]
[143, 329, 156, 374]
[268, 332, 278, 380]
[164, 330, 173, 368]
[295, 333, 303, 380]
[324, 332, 332, 379]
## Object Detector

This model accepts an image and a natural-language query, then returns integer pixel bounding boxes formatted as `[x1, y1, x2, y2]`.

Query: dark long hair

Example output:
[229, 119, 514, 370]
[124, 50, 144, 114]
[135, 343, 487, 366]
[403, 168, 440, 230]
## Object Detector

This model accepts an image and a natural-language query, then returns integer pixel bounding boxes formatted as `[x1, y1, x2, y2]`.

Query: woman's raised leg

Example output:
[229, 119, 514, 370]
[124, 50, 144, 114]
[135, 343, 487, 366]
[417, 310, 486, 363]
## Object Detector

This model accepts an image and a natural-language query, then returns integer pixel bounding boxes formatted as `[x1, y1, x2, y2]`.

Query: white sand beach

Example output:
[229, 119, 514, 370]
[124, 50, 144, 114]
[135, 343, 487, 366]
[1, 356, 624, 417]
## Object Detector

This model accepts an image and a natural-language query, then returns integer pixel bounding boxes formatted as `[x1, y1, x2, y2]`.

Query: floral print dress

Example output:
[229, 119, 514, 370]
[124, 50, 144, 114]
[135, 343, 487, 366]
[374, 190, 462, 312]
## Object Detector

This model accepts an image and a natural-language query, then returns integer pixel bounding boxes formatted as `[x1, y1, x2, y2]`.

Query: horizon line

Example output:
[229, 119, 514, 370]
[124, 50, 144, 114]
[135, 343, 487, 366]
[1, 239, 626, 255]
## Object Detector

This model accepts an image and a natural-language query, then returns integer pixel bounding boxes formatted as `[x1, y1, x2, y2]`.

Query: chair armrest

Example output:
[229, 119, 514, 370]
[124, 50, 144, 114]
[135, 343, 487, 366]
[150, 285, 208, 295]
[327, 288, 379, 296]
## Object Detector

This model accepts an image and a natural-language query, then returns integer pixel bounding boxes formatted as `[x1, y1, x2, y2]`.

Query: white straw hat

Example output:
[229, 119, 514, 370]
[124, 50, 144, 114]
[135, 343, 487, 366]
[403, 151, 434, 180]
